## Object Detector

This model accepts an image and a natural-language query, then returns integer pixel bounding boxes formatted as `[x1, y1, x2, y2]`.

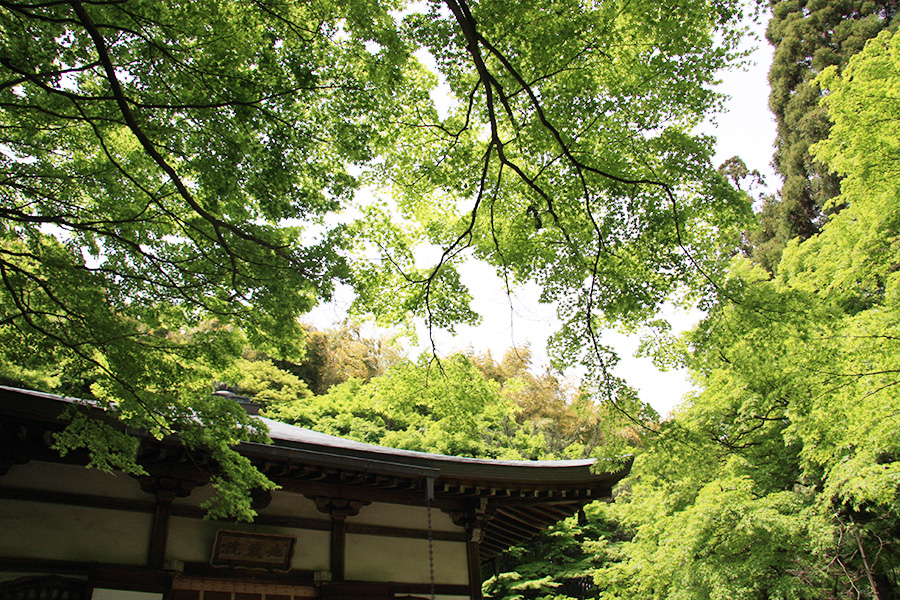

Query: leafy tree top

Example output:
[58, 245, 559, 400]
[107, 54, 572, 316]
[1, 0, 751, 517]
[748, 0, 897, 271]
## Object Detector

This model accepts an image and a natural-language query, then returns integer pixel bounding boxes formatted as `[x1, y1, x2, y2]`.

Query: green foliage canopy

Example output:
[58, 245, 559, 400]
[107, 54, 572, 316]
[583, 32, 900, 599]
[750, 0, 897, 271]
[267, 352, 552, 460]
[1, 0, 751, 516]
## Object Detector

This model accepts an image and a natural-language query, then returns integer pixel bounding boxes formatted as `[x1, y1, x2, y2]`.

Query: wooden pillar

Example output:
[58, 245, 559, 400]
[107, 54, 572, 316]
[148, 496, 173, 569]
[447, 499, 492, 600]
[313, 496, 368, 583]
[135, 442, 209, 570]
[466, 537, 483, 600]
[330, 513, 347, 582]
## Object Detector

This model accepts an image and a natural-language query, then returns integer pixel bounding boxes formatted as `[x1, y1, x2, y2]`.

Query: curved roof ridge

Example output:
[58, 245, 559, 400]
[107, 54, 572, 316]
[0, 385, 632, 480]
[260, 415, 599, 468]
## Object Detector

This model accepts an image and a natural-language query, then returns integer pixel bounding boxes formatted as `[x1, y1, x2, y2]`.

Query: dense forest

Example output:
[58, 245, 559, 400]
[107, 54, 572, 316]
[1, 0, 898, 598]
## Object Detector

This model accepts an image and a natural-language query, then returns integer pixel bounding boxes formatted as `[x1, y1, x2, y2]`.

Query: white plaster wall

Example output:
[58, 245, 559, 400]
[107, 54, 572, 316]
[0, 499, 151, 564]
[344, 535, 468, 585]
[165, 516, 330, 571]
[353, 503, 459, 533]
[1, 461, 148, 500]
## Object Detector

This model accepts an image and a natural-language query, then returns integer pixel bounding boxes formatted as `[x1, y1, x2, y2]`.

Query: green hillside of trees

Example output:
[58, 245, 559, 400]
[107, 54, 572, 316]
[1, 0, 898, 597]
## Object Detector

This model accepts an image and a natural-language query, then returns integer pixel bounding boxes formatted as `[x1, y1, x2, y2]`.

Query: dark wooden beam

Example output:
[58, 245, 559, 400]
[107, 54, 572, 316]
[385, 582, 470, 596]
[0, 557, 90, 575]
[178, 562, 315, 585]
[331, 514, 346, 583]
[147, 499, 172, 570]
[495, 507, 551, 532]
[88, 565, 170, 594]
[170, 504, 331, 531]
[478, 539, 507, 557]
[508, 504, 574, 524]
[466, 539, 483, 600]
[487, 514, 543, 538]
[487, 494, 606, 507]
[323, 581, 470, 599]
[275, 478, 468, 512]
[479, 527, 519, 549]
[0, 486, 155, 513]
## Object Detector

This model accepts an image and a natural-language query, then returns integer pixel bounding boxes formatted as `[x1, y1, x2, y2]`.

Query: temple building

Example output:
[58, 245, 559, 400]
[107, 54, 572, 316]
[0, 385, 631, 600]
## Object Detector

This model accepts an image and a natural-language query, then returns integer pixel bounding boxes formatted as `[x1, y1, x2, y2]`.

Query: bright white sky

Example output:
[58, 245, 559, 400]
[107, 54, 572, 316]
[309, 13, 779, 418]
